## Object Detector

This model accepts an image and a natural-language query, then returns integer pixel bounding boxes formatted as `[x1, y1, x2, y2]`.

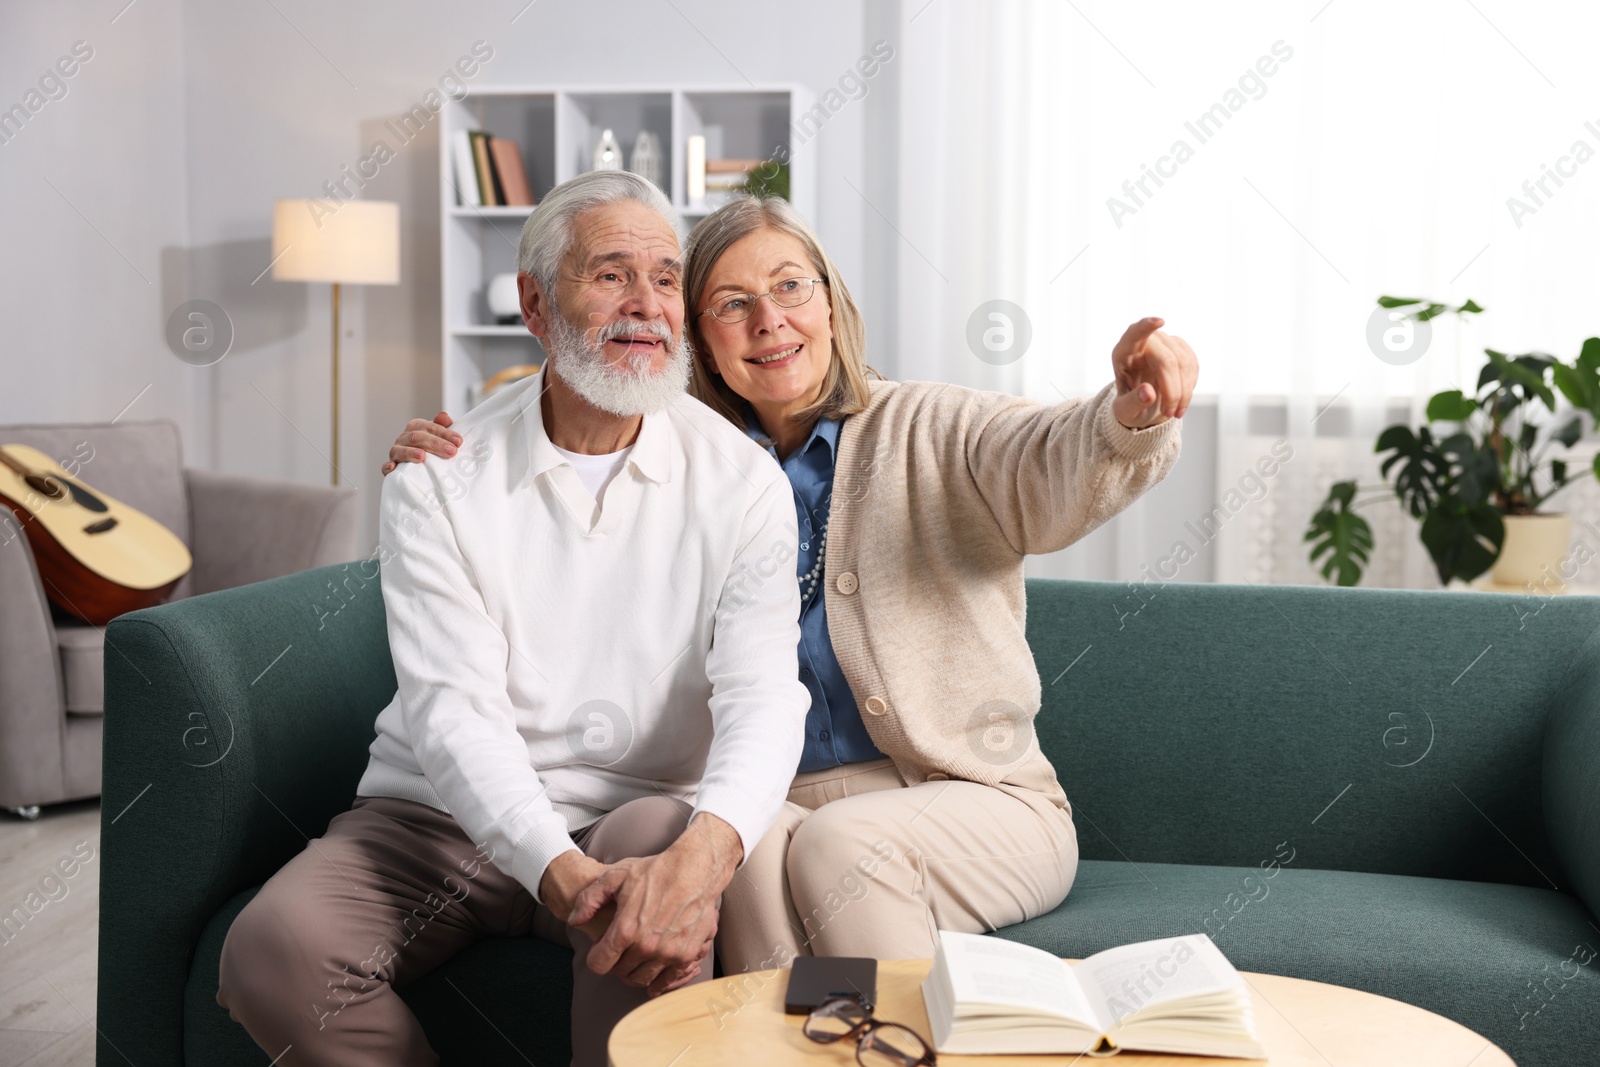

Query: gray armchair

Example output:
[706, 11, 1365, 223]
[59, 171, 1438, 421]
[0, 419, 357, 817]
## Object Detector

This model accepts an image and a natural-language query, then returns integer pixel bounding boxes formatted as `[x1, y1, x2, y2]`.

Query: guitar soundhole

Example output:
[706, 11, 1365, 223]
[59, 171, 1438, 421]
[84, 517, 119, 534]
[25, 474, 66, 500]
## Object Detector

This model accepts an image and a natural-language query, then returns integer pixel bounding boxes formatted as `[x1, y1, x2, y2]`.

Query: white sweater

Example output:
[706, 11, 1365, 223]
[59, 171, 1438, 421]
[355, 370, 808, 903]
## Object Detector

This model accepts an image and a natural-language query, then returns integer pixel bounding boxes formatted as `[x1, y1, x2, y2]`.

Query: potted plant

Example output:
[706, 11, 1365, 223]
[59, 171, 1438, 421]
[1305, 296, 1600, 588]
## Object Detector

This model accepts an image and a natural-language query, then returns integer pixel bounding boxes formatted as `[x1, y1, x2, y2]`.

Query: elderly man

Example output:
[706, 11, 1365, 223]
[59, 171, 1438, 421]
[216, 171, 808, 1067]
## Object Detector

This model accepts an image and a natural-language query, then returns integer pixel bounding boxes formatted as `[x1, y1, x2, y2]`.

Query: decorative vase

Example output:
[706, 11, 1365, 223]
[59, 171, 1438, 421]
[1491, 513, 1573, 589]
[629, 130, 662, 189]
[592, 128, 622, 172]
[486, 273, 521, 324]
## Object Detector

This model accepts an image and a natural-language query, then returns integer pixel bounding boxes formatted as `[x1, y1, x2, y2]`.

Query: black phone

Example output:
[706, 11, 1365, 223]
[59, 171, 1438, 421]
[784, 956, 879, 1015]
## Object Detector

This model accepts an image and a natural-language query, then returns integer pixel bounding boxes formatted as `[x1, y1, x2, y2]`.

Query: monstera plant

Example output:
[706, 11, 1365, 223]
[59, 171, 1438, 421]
[1306, 296, 1600, 587]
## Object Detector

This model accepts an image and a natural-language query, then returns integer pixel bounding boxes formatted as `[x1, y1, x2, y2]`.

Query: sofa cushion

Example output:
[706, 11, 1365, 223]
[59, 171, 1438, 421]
[187, 887, 577, 1066]
[998, 859, 1599, 1066]
[56, 624, 103, 715]
[1024, 579, 1600, 890]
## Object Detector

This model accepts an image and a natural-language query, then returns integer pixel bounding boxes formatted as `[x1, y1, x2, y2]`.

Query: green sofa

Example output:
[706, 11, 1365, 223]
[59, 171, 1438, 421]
[97, 562, 1600, 1065]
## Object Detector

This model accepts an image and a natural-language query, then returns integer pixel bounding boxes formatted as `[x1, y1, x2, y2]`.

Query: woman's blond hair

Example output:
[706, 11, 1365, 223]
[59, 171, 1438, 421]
[683, 196, 879, 431]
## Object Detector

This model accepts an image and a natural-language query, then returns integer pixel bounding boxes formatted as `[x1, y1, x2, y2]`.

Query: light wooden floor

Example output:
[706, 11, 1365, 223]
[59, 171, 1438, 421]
[0, 799, 102, 1067]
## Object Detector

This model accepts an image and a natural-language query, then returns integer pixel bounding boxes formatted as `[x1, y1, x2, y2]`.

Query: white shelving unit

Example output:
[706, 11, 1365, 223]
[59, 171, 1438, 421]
[439, 85, 815, 413]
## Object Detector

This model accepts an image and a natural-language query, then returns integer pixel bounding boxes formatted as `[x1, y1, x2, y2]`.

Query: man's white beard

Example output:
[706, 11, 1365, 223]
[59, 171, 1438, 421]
[544, 309, 691, 417]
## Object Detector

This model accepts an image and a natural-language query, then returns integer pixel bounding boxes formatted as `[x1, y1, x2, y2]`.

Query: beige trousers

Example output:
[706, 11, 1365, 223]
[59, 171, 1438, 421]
[716, 758, 1079, 973]
[216, 794, 713, 1067]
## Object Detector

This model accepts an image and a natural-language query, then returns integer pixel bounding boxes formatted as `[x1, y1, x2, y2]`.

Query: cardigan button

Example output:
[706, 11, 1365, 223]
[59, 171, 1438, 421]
[864, 696, 888, 716]
[926, 772, 949, 781]
[836, 572, 859, 595]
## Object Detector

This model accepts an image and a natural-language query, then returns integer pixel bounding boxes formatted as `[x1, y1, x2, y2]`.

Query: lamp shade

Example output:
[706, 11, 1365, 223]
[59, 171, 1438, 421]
[272, 199, 400, 285]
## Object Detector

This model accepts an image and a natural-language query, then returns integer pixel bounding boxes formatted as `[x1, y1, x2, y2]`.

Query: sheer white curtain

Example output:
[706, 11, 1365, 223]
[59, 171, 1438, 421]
[881, 0, 1600, 587]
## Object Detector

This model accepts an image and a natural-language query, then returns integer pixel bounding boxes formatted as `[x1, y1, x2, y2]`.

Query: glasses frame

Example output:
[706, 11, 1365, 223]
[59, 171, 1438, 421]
[802, 993, 937, 1067]
[698, 277, 825, 324]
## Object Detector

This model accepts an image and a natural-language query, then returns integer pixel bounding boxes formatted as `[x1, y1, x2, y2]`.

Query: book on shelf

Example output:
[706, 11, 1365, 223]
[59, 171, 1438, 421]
[704, 158, 762, 191]
[921, 930, 1266, 1059]
[452, 130, 536, 209]
[705, 157, 765, 174]
[468, 131, 497, 206]
[488, 137, 534, 206]
[452, 130, 481, 207]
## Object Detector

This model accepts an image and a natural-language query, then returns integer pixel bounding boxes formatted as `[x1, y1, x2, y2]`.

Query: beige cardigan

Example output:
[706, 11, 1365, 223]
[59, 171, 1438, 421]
[823, 378, 1182, 813]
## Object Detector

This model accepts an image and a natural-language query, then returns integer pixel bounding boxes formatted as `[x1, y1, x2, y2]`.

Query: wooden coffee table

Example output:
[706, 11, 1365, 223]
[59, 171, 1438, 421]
[609, 959, 1515, 1066]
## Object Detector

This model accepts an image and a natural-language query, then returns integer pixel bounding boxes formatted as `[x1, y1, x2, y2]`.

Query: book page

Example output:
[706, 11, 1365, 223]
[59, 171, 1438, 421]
[939, 931, 1100, 1028]
[1072, 935, 1243, 1027]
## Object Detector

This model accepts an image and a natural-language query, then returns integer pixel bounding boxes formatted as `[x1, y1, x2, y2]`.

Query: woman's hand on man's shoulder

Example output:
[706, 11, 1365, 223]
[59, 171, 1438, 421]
[382, 411, 461, 475]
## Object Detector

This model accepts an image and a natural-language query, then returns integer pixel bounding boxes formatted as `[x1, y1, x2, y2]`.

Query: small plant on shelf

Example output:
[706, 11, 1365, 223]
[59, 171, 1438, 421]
[1305, 296, 1600, 587]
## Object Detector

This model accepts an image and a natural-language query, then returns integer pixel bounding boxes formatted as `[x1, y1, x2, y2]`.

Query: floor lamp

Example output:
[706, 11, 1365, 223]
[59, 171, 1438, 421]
[271, 199, 400, 485]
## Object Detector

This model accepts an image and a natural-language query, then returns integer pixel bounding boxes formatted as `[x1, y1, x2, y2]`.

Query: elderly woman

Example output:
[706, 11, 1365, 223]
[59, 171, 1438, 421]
[383, 195, 1193, 972]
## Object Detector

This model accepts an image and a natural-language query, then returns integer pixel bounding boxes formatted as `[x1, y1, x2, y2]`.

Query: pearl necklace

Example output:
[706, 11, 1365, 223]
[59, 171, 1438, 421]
[799, 514, 830, 603]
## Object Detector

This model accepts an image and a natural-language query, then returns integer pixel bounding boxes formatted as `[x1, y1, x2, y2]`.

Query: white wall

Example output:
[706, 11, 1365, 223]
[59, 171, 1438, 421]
[1, 1, 873, 554]
[0, 0, 194, 438]
[176, 0, 871, 553]
[0, 0, 1214, 584]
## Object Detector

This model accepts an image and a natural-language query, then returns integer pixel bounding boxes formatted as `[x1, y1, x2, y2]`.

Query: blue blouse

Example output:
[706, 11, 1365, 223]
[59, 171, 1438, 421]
[745, 414, 887, 771]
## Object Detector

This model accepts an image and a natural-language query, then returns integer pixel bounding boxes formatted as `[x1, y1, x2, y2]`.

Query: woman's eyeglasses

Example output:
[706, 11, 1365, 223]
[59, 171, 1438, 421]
[699, 277, 824, 324]
[802, 993, 937, 1066]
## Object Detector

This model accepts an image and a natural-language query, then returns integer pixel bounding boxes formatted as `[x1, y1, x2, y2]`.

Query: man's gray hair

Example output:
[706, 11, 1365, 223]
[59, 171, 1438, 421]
[515, 170, 678, 296]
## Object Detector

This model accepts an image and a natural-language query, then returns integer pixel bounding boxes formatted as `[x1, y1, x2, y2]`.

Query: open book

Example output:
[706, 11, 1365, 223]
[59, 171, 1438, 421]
[921, 931, 1267, 1058]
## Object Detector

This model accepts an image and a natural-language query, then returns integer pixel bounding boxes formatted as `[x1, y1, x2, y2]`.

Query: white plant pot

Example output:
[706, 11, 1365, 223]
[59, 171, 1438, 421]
[1490, 513, 1573, 589]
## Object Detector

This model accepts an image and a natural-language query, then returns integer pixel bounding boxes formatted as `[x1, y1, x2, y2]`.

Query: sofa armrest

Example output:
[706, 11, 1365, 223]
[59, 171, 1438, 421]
[185, 467, 359, 595]
[0, 516, 66, 808]
[1544, 621, 1600, 921]
[96, 562, 394, 1066]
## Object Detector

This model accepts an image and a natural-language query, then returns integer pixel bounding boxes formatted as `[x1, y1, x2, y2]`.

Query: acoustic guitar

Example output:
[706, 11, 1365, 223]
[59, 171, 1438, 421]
[0, 443, 192, 625]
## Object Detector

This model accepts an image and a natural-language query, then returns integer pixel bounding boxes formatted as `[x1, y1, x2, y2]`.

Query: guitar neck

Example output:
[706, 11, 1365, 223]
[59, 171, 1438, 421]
[0, 447, 85, 509]
[0, 448, 36, 480]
